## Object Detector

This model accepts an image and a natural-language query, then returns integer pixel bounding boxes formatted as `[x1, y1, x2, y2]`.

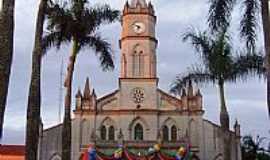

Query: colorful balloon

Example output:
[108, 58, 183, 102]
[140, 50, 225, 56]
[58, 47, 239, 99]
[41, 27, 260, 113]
[86, 144, 96, 160]
[178, 146, 186, 157]
[154, 144, 161, 152]
[175, 154, 183, 160]
[114, 147, 123, 159]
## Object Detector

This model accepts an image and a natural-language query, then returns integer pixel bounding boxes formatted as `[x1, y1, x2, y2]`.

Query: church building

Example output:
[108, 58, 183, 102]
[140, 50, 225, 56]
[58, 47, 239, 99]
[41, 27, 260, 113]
[39, 0, 242, 160]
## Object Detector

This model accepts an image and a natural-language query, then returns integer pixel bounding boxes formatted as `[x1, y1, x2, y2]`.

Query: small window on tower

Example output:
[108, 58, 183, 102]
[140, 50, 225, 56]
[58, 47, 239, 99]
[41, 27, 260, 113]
[132, 45, 144, 77]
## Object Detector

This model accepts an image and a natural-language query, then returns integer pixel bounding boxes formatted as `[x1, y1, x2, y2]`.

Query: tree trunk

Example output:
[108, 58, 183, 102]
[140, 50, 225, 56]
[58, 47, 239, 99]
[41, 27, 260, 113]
[218, 80, 230, 129]
[25, 0, 47, 160]
[0, 0, 15, 139]
[261, 0, 270, 117]
[218, 80, 231, 160]
[62, 41, 78, 160]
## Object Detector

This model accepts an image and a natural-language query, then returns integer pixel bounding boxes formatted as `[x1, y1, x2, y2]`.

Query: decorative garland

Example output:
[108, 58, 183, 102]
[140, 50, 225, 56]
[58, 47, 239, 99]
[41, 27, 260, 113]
[81, 142, 194, 160]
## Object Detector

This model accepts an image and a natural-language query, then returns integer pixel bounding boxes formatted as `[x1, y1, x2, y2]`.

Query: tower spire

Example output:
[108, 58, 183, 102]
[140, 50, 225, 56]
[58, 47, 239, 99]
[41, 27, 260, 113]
[83, 77, 91, 99]
[187, 80, 193, 97]
[130, 0, 147, 8]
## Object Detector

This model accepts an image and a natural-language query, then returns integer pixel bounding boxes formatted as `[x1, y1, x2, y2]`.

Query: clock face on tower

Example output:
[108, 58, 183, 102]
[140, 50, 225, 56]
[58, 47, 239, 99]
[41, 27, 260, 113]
[132, 22, 146, 34]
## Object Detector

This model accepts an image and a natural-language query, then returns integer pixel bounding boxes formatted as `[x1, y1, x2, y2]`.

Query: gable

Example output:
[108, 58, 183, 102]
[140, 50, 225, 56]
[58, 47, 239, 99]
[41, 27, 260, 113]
[97, 90, 119, 110]
[157, 89, 182, 110]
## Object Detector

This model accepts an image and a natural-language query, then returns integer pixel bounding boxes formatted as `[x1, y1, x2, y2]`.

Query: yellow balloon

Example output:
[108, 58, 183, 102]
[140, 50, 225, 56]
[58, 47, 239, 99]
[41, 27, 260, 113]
[154, 144, 160, 151]
[178, 147, 186, 156]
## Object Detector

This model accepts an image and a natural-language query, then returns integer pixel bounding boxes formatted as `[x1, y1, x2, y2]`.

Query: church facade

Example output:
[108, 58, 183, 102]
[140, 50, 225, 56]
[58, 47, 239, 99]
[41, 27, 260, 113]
[39, 0, 242, 160]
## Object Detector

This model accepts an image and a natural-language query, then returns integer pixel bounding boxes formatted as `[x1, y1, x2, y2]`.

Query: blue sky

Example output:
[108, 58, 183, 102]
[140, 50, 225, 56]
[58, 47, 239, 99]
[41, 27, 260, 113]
[1, 0, 269, 145]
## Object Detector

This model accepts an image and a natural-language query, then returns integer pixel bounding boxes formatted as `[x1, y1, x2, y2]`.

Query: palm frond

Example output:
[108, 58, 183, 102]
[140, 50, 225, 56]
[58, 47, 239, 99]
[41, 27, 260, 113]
[42, 31, 71, 54]
[182, 29, 212, 66]
[170, 67, 214, 95]
[208, 0, 235, 32]
[228, 52, 265, 82]
[240, 0, 259, 53]
[209, 32, 234, 79]
[81, 34, 114, 71]
[242, 135, 257, 151]
[84, 4, 120, 33]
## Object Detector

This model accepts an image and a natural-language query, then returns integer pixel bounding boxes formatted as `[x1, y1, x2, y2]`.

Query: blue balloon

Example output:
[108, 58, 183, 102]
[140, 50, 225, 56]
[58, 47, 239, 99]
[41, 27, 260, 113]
[88, 149, 96, 160]
[176, 155, 183, 160]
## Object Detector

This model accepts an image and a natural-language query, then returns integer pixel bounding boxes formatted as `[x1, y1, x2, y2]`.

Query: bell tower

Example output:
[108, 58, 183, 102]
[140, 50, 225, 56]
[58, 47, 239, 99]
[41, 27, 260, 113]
[120, 0, 157, 79]
[119, 0, 158, 110]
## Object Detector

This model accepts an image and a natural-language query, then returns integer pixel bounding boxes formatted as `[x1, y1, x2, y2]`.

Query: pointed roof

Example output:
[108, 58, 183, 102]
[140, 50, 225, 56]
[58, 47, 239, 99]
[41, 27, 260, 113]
[75, 88, 82, 98]
[92, 89, 97, 98]
[83, 77, 91, 99]
[234, 119, 239, 127]
[196, 89, 202, 97]
[130, 0, 147, 8]
[181, 88, 186, 97]
[187, 80, 193, 97]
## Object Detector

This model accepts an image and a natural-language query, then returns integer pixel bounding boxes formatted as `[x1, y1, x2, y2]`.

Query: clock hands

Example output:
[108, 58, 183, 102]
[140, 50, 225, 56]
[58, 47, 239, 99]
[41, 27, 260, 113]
[133, 22, 144, 33]
[135, 24, 141, 30]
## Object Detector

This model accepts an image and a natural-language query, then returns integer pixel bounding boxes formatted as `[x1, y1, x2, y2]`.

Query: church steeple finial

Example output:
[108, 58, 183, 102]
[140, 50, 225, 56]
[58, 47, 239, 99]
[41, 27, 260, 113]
[187, 80, 193, 97]
[76, 88, 82, 98]
[130, 0, 147, 8]
[83, 77, 91, 99]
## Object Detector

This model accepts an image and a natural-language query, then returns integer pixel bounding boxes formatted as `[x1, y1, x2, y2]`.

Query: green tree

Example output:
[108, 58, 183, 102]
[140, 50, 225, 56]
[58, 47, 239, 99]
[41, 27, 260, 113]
[170, 30, 265, 160]
[25, 0, 49, 159]
[208, 0, 270, 117]
[241, 135, 270, 160]
[43, 0, 119, 159]
[0, 0, 15, 139]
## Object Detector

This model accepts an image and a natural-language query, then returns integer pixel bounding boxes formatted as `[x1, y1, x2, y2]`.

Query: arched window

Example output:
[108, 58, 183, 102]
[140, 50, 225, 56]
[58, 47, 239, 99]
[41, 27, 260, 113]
[134, 123, 143, 141]
[162, 126, 169, 141]
[108, 126, 115, 141]
[171, 125, 177, 141]
[100, 125, 107, 140]
[132, 45, 144, 77]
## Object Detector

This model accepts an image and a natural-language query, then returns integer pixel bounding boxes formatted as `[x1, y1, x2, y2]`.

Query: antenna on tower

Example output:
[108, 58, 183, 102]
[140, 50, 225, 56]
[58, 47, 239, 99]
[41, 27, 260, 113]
[58, 57, 64, 123]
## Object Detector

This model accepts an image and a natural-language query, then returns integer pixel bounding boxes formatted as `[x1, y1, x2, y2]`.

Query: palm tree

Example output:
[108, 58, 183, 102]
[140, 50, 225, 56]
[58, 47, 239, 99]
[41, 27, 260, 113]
[170, 30, 265, 160]
[25, 0, 49, 159]
[260, 0, 270, 118]
[208, 0, 270, 117]
[43, 0, 119, 159]
[0, 0, 15, 139]
[241, 135, 268, 160]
